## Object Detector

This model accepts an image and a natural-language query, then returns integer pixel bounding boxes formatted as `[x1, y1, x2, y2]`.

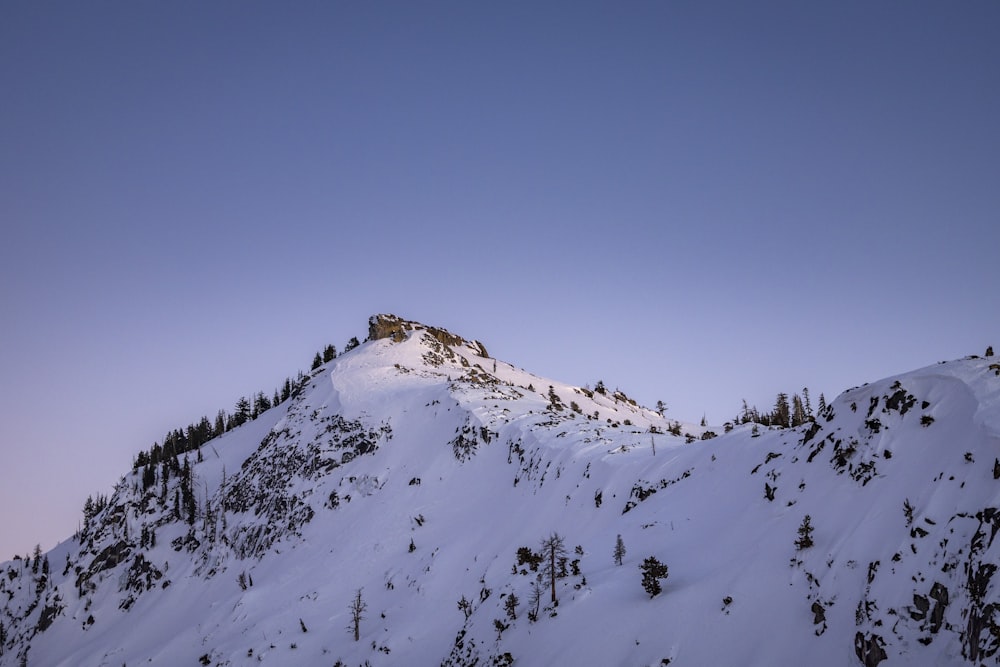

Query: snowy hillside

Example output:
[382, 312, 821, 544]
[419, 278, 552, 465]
[2, 315, 1000, 666]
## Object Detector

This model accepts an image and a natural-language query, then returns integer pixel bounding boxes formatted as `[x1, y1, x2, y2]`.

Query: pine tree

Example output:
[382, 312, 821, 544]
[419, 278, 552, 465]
[795, 515, 815, 550]
[791, 394, 806, 427]
[504, 592, 519, 620]
[547, 386, 563, 411]
[233, 397, 251, 426]
[344, 337, 360, 352]
[323, 344, 337, 362]
[802, 387, 813, 419]
[82, 495, 95, 529]
[311, 352, 323, 370]
[613, 534, 626, 566]
[818, 393, 828, 415]
[639, 556, 669, 597]
[655, 400, 667, 416]
[253, 392, 271, 416]
[160, 461, 169, 503]
[772, 393, 791, 428]
[142, 463, 156, 492]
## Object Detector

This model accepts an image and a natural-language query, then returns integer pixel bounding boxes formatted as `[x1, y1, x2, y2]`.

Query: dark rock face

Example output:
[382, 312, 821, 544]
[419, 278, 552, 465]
[811, 601, 826, 625]
[927, 582, 949, 634]
[854, 632, 887, 667]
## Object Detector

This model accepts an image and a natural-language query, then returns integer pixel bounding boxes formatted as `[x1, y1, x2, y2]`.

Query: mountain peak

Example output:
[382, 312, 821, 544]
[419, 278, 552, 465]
[367, 313, 489, 358]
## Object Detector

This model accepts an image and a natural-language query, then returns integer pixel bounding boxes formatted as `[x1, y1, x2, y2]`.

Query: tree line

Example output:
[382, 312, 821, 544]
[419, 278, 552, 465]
[78, 340, 348, 540]
[734, 387, 827, 429]
[133, 343, 343, 471]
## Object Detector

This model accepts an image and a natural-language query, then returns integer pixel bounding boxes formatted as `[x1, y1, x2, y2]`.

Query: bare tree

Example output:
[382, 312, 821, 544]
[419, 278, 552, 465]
[540, 532, 567, 604]
[527, 581, 543, 622]
[457, 594, 473, 621]
[348, 588, 366, 642]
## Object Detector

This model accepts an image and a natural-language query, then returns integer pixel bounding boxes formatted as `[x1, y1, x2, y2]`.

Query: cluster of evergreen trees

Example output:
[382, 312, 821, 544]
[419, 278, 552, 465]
[735, 388, 827, 429]
[133, 343, 343, 472]
[310, 343, 341, 370]
[67, 340, 346, 539]
[72, 340, 348, 535]
[80, 493, 109, 536]
[137, 455, 198, 525]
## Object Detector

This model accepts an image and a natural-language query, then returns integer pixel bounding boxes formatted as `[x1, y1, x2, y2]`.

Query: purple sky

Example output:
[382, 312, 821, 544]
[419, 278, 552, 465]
[2, 1, 998, 560]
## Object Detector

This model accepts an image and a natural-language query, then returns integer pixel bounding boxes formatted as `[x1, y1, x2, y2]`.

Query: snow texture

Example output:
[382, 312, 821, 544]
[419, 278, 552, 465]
[2, 315, 1000, 666]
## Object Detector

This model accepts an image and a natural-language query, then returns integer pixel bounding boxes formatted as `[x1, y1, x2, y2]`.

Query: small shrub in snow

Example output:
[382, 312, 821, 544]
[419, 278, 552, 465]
[515, 546, 543, 572]
[795, 515, 815, 550]
[457, 595, 473, 621]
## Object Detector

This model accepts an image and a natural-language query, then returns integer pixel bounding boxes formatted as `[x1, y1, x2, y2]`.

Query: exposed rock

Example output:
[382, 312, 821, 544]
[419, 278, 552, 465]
[368, 314, 411, 343]
[368, 314, 489, 357]
[76, 540, 131, 590]
[36, 602, 64, 633]
[812, 601, 826, 624]
[854, 632, 887, 667]
[928, 582, 949, 634]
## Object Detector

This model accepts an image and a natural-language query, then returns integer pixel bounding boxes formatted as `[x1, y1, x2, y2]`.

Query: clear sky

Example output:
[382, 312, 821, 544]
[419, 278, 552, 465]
[2, 1, 998, 560]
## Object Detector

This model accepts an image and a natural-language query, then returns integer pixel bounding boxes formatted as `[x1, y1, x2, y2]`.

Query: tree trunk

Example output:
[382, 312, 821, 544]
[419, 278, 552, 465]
[550, 544, 556, 603]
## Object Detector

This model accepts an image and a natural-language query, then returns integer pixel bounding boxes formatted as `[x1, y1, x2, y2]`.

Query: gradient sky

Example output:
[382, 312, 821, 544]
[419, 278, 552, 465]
[2, 1, 998, 560]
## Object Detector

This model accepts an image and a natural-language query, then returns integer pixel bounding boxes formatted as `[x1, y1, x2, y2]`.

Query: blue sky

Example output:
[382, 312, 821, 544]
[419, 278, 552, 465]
[2, 1, 998, 559]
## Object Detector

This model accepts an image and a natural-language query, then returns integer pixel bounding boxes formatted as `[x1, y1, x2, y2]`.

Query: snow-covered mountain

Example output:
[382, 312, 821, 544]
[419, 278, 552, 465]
[3, 314, 1000, 666]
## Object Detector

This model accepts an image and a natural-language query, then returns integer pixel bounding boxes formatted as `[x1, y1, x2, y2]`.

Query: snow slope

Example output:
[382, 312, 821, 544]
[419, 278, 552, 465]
[2, 315, 999, 666]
